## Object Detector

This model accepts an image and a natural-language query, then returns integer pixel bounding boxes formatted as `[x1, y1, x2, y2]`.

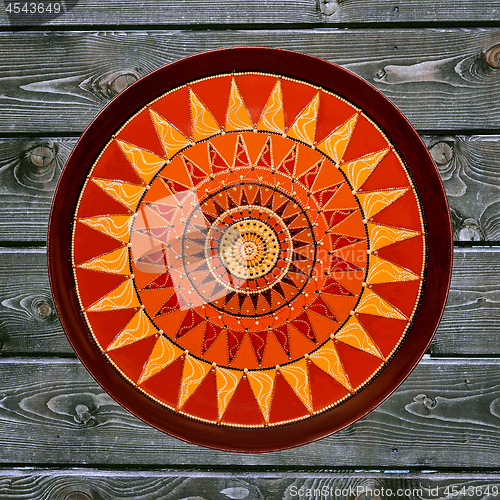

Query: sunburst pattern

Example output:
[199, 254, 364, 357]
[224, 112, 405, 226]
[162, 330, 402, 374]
[71, 73, 426, 427]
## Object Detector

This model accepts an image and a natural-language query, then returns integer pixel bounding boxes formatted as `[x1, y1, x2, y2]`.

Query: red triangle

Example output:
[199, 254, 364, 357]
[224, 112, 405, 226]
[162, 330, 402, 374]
[359, 151, 411, 191]
[248, 331, 268, 363]
[234, 136, 251, 167]
[370, 190, 422, 231]
[281, 79, 318, 130]
[315, 92, 357, 144]
[85, 308, 139, 350]
[227, 330, 245, 363]
[73, 221, 124, 265]
[290, 312, 316, 342]
[142, 272, 174, 290]
[150, 86, 192, 139]
[202, 322, 224, 353]
[191, 75, 232, 128]
[273, 325, 292, 356]
[341, 115, 388, 163]
[334, 340, 384, 390]
[357, 313, 407, 358]
[234, 74, 278, 125]
[222, 377, 265, 426]
[369, 280, 421, 318]
[308, 360, 350, 412]
[268, 371, 309, 423]
[92, 140, 143, 185]
[74, 268, 127, 309]
[140, 355, 184, 408]
[183, 157, 209, 186]
[180, 369, 218, 421]
[77, 181, 132, 218]
[375, 235, 425, 276]
[175, 310, 205, 339]
[116, 109, 165, 158]
[323, 209, 356, 229]
[107, 335, 157, 383]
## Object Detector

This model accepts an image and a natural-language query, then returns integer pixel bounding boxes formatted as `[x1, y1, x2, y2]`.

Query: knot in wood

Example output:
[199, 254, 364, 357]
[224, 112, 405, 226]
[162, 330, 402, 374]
[319, 0, 337, 15]
[484, 44, 500, 69]
[428, 141, 453, 165]
[64, 492, 92, 500]
[75, 404, 93, 425]
[32, 297, 53, 320]
[29, 144, 55, 168]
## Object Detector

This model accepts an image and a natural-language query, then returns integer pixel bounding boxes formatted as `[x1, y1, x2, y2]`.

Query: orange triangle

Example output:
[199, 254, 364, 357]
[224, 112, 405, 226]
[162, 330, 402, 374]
[306, 309, 339, 344]
[243, 132, 269, 165]
[288, 324, 317, 359]
[176, 321, 206, 358]
[231, 334, 258, 369]
[322, 294, 357, 325]
[141, 177, 174, 206]
[330, 269, 364, 296]
[295, 143, 324, 178]
[153, 309, 187, 335]
[333, 240, 368, 268]
[310, 158, 344, 192]
[262, 331, 291, 367]
[330, 211, 366, 238]
[139, 288, 175, 316]
[322, 182, 358, 211]
[269, 135, 296, 171]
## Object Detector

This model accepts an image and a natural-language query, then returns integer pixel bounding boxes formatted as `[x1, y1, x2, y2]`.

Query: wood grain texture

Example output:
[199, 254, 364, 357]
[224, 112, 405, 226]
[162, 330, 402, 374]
[0, 470, 499, 500]
[0, 357, 498, 467]
[1, 0, 500, 27]
[1, 135, 500, 242]
[0, 30, 499, 134]
[0, 247, 499, 353]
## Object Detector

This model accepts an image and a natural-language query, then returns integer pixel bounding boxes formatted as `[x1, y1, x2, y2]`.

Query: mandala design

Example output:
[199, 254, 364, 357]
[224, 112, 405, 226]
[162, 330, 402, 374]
[71, 73, 426, 427]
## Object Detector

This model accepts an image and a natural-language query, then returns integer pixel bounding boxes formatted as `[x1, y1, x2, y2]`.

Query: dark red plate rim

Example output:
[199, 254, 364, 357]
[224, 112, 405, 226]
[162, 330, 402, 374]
[47, 47, 453, 453]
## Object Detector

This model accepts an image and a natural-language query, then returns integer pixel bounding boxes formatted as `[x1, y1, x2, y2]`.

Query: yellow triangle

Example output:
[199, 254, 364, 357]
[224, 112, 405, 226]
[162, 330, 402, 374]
[189, 89, 221, 141]
[355, 288, 407, 320]
[279, 359, 313, 413]
[149, 109, 192, 159]
[86, 279, 140, 312]
[316, 114, 358, 164]
[78, 215, 134, 243]
[116, 140, 165, 184]
[92, 178, 145, 211]
[78, 247, 130, 275]
[287, 92, 320, 146]
[106, 309, 157, 351]
[340, 148, 390, 191]
[309, 340, 352, 391]
[357, 188, 409, 219]
[247, 369, 276, 424]
[225, 79, 254, 132]
[138, 335, 183, 385]
[178, 354, 210, 409]
[367, 254, 420, 284]
[367, 223, 420, 251]
[257, 80, 285, 134]
[335, 316, 384, 359]
[215, 366, 244, 420]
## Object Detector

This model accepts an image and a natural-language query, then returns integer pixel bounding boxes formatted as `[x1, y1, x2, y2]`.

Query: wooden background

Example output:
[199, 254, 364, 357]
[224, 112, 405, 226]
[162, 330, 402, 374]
[0, 1, 499, 498]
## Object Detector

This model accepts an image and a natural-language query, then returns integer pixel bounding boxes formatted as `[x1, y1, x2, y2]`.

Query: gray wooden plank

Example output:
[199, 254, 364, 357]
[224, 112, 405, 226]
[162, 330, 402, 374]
[1, 135, 500, 242]
[0, 470, 500, 500]
[0, 30, 499, 134]
[0, 357, 498, 467]
[0, 0, 499, 27]
[0, 247, 498, 355]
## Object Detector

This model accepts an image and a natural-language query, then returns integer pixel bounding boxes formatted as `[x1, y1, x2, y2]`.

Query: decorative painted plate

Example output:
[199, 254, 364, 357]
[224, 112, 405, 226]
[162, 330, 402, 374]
[48, 48, 452, 452]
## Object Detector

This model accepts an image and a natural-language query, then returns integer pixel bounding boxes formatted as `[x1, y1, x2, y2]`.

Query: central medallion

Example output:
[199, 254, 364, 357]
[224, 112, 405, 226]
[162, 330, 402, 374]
[219, 218, 280, 280]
